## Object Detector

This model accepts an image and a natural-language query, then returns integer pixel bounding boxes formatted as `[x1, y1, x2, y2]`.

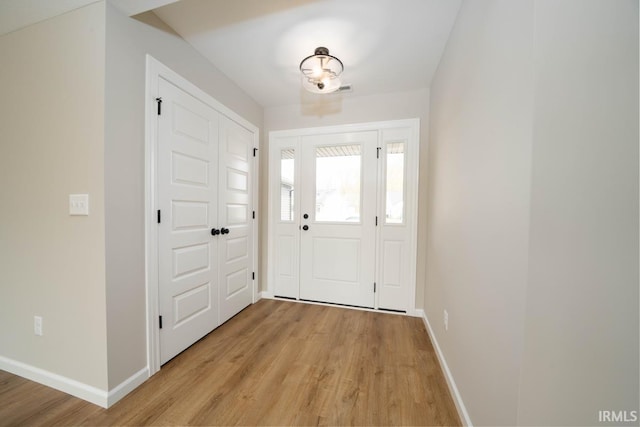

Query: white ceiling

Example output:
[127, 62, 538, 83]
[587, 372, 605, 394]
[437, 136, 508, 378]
[153, 0, 462, 108]
[0, 0, 462, 108]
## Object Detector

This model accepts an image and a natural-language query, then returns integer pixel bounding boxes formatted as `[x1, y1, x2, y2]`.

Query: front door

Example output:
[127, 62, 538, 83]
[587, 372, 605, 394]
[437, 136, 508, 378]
[298, 131, 378, 307]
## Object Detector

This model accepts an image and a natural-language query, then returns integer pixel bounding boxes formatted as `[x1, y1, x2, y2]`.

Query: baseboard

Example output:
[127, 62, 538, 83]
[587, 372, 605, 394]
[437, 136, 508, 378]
[0, 355, 109, 408]
[107, 367, 149, 407]
[260, 291, 274, 299]
[417, 310, 474, 427]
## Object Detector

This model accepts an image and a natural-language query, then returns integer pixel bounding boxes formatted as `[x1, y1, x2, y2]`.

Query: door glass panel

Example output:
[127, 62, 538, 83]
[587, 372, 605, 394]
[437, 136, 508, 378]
[385, 142, 405, 224]
[315, 145, 361, 222]
[280, 148, 295, 221]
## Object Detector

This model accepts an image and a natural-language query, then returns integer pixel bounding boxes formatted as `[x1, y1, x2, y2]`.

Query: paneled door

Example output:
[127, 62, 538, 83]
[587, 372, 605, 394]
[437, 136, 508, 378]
[218, 116, 254, 324]
[157, 77, 220, 364]
[269, 120, 420, 313]
[298, 131, 378, 307]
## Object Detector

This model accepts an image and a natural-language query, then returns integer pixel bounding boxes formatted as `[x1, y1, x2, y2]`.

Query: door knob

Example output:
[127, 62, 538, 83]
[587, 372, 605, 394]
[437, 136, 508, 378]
[302, 225, 309, 231]
[211, 228, 220, 236]
[221, 227, 230, 235]
[303, 213, 309, 219]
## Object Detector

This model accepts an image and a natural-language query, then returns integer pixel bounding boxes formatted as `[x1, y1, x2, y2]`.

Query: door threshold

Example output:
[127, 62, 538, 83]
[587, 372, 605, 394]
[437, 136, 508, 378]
[270, 296, 407, 316]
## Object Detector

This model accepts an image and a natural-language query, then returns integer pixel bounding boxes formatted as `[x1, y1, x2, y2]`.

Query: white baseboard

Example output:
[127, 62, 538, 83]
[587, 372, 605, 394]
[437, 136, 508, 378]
[0, 355, 149, 408]
[260, 291, 274, 299]
[0, 355, 109, 408]
[107, 367, 149, 407]
[416, 309, 473, 427]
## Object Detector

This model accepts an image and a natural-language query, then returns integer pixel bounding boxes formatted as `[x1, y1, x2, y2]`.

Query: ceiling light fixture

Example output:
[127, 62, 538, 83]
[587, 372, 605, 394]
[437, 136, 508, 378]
[299, 47, 343, 94]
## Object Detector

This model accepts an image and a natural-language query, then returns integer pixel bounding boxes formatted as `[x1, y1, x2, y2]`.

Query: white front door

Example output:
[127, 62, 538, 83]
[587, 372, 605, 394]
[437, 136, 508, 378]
[298, 131, 378, 307]
[157, 78, 220, 364]
[269, 120, 420, 313]
[218, 116, 254, 324]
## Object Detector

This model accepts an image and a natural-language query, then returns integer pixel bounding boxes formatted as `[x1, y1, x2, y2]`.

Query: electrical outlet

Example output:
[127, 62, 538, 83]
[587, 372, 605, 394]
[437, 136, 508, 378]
[444, 309, 448, 331]
[34, 316, 43, 336]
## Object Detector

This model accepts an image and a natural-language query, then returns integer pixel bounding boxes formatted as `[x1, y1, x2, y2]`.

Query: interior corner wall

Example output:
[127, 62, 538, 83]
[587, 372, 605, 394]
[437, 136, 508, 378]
[517, 1, 639, 425]
[104, 3, 264, 388]
[425, 0, 534, 425]
[0, 2, 109, 390]
[262, 89, 430, 307]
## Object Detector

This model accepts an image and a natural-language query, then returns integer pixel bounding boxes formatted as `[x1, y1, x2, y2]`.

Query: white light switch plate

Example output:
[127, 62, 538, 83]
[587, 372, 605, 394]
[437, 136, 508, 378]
[69, 194, 89, 215]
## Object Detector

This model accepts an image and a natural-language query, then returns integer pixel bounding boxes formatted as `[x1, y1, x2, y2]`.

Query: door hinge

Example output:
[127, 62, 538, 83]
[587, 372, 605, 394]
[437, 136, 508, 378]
[375, 216, 378, 226]
[374, 282, 377, 293]
[157, 210, 161, 224]
[252, 272, 255, 280]
[155, 97, 162, 115]
[252, 210, 255, 219]
[159, 315, 163, 329]
[377, 147, 381, 159]
[253, 147, 258, 157]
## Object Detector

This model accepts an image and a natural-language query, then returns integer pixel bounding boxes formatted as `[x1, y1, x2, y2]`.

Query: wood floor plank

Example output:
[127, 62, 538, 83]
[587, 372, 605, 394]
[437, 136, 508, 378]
[0, 299, 461, 426]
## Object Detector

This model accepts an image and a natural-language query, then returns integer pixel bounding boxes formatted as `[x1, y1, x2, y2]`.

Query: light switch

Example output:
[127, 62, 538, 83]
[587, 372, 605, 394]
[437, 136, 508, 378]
[69, 194, 89, 215]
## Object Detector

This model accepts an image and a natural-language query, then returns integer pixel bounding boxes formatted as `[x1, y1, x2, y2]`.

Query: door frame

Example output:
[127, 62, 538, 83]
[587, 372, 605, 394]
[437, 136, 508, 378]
[266, 119, 420, 315]
[144, 55, 259, 375]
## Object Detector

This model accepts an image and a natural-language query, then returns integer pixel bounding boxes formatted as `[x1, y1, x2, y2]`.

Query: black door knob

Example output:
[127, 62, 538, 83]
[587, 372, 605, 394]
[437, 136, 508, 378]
[303, 213, 309, 219]
[221, 227, 230, 235]
[302, 225, 309, 231]
[211, 228, 220, 236]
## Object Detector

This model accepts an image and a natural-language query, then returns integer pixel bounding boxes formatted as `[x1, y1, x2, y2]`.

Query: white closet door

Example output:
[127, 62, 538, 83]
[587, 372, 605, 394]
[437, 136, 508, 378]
[157, 77, 219, 364]
[218, 116, 254, 324]
[299, 131, 378, 308]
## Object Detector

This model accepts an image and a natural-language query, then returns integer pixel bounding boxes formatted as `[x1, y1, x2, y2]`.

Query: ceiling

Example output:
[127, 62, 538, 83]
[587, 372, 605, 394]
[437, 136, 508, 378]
[0, 0, 462, 108]
[152, 0, 462, 108]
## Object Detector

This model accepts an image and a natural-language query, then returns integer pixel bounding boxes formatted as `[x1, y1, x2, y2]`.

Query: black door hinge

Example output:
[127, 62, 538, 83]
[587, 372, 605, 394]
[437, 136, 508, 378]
[159, 315, 163, 329]
[377, 147, 381, 159]
[252, 272, 255, 280]
[374, 282, 377, 293]
[156, 97, 162, 115]
[157, 210, 161, 224]
[252, 210, 255, 219]
[375, 216, 378, 226]
[253, 148, 258, 157]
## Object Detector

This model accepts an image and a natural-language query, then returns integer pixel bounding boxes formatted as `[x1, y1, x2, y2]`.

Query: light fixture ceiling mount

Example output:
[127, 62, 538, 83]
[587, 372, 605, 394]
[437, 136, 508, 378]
[299, 46, 344, 94]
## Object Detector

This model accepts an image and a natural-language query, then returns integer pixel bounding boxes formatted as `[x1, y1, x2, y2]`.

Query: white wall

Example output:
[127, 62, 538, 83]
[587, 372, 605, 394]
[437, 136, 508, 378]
[517, 1, 639, 425]
[263, 89, 430, 307]
[0, 3, 109, 390]
[426, 0, 638, 425]
[104, 4, 264, 387]
[425, 1, 534, 424]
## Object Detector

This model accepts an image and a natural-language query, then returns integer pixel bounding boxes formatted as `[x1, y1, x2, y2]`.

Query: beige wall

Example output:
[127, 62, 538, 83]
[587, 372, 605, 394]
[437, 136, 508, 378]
[518, 1, 639, 424]
[426, 0, 638, 425]
[262, 89, 430, 307]
[104, 4, 264, 387]
[0, 3, 109, 389]
[426, 1, 534, 424]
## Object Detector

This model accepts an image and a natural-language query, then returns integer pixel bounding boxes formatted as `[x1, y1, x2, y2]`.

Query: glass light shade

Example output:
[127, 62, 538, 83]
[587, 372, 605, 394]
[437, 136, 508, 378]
[299, 47, 343, 94]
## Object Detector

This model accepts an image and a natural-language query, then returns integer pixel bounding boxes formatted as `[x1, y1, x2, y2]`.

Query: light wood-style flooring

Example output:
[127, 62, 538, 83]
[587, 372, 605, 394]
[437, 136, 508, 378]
[0, 299, 461, 426]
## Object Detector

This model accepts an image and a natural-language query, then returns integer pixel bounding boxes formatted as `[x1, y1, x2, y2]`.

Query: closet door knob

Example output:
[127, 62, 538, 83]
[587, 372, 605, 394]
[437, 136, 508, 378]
[221, 227, 230, 235]
[302, 225, 309, 231]
[211, 228, 220, 236]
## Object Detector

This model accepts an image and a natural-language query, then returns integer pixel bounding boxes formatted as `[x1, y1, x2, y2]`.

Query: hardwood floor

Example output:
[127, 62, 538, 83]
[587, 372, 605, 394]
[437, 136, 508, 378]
[0, 299, 461, 426]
